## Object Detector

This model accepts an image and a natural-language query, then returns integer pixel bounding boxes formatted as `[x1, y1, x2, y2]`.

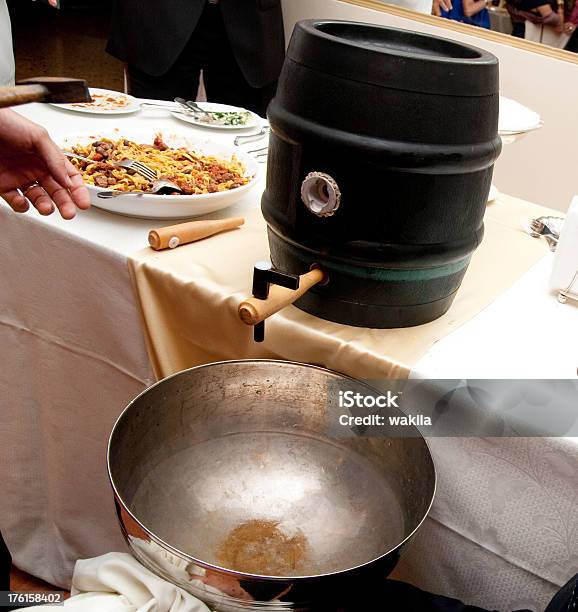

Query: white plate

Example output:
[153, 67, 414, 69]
[499, 122, 543, 146]
[51, 88, 141, 115]
[58, 127, 260, 219]
[498, 96, 541, 134]
[170, 102, 260, 130]
[487, 184, 500, 203]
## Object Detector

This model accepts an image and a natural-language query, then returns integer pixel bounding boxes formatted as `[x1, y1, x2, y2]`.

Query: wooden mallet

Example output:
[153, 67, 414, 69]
[0, 77, 92, 109]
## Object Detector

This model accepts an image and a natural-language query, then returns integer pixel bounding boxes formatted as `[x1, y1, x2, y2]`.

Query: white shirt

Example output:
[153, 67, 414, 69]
[0, 0, 15, 87]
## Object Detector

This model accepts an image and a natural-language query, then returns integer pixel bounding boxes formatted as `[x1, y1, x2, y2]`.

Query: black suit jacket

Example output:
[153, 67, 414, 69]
[106, 0, 285, 88]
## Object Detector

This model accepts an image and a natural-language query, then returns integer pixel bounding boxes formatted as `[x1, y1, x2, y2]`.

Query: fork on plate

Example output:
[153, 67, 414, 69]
[64, 151, 182, 196]
[63, 151, 157, 182]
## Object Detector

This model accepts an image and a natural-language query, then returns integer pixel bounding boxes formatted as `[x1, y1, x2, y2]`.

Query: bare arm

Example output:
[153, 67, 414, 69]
[565, 0, 578, 31]
[536, 3, 563, 24]
[462, 0, 488, 17]
[432, 0, 453, 15]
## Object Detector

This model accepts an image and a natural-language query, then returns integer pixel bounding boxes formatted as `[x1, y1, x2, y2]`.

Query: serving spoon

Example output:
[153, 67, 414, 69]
[97, 179, 184, 199]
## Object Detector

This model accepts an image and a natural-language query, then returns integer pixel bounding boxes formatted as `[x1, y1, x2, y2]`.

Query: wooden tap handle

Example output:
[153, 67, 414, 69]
[239, 268, 326, 326]
[0, 85, 49, 108]
[148, 217, 244, 250]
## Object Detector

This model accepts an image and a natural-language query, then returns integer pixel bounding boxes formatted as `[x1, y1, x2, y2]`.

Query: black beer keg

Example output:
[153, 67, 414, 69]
[262, 20, 501, 328]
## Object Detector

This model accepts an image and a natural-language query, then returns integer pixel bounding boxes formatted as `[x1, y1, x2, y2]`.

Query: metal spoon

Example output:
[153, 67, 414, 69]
[97, 179, 183, 199]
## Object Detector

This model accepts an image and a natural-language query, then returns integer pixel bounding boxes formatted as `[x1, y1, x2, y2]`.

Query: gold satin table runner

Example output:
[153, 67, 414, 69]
[128, 194, 552, 380]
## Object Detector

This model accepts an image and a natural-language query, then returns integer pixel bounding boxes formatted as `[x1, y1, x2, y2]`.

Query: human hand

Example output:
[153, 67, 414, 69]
[48, 0, 58, 7]
[0, 109, 90, 219]
[432, 0, 453, 15]
[564, 21, 576, 33]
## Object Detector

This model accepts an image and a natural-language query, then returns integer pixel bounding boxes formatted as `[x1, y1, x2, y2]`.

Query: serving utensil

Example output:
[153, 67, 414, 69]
[179, 97, 211, 116]
[174, 97, 253, 126]
[174, 96, 211, 118]
[529, 215, 564, 251]
[234, 126, 270, 146]
[97, 179, 183, 199]
[246, 145, 268, 155]
[63, 151, 157, 182]
[0, 77, 91, 109]
[530, 216, 563, 237]
[140, 101, 191, 113]
[244, 143, 269, 163]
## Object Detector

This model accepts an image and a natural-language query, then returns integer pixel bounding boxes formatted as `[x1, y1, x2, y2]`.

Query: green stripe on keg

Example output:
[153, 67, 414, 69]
[324, 256, 471, 281]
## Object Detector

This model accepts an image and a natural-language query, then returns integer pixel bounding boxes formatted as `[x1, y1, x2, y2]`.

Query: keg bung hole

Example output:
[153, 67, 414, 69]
[300, 171, 341, 217]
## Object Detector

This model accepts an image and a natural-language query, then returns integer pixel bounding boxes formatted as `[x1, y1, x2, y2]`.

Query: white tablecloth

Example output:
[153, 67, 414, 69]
[1, 103, 577, 611]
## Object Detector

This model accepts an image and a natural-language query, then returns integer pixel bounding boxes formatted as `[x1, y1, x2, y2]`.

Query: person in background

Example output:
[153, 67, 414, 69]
[106, 0, 285, 117]
[505, 0, 531, 36]
[378, 0, 451, 14]
[505, 0, 563, 34]
[432, 0, 455, 16]
[563, 0, 578, 49]
[437, 0, 492, 28]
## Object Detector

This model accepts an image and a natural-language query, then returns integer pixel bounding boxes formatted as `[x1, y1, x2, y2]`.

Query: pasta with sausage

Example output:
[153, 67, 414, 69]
[68, 135, 250, 195]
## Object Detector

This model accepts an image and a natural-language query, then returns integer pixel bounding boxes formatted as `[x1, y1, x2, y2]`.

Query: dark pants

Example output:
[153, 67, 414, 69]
[566, 28, 578, 53]
[127, 2, 277, 117]
[355, 576, 575, 611]
[511, 21, 526, 38]
[545, 572, 578, 611]
[1, 530, 17, 611]
[1, 531, 10, 591]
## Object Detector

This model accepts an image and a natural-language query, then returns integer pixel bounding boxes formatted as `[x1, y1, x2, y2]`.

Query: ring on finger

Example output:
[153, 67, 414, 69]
[18, 181, 40, 196]
[21, 183, 47, 199]
[22, 183, 53, 205]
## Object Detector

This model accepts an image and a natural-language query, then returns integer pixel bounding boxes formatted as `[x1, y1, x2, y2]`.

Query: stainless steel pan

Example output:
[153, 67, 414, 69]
[108, 360, 435, 611]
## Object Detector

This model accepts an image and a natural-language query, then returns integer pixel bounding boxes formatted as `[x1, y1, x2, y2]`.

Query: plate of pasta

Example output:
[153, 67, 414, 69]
[59, 128, 260, 219]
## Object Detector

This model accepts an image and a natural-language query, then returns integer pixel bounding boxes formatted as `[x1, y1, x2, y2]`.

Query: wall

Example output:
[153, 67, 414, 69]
[8, 0, 124, 92]
[281, 0, 578, 212]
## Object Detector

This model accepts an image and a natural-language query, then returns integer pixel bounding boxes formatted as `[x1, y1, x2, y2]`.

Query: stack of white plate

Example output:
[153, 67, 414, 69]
[489, 96, 543, 203]
[498, 95, 542, 144]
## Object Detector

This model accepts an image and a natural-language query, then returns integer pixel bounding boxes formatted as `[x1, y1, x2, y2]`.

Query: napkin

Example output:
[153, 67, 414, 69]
[19, 553, 210, 612]
[550, 196, 578, 294]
